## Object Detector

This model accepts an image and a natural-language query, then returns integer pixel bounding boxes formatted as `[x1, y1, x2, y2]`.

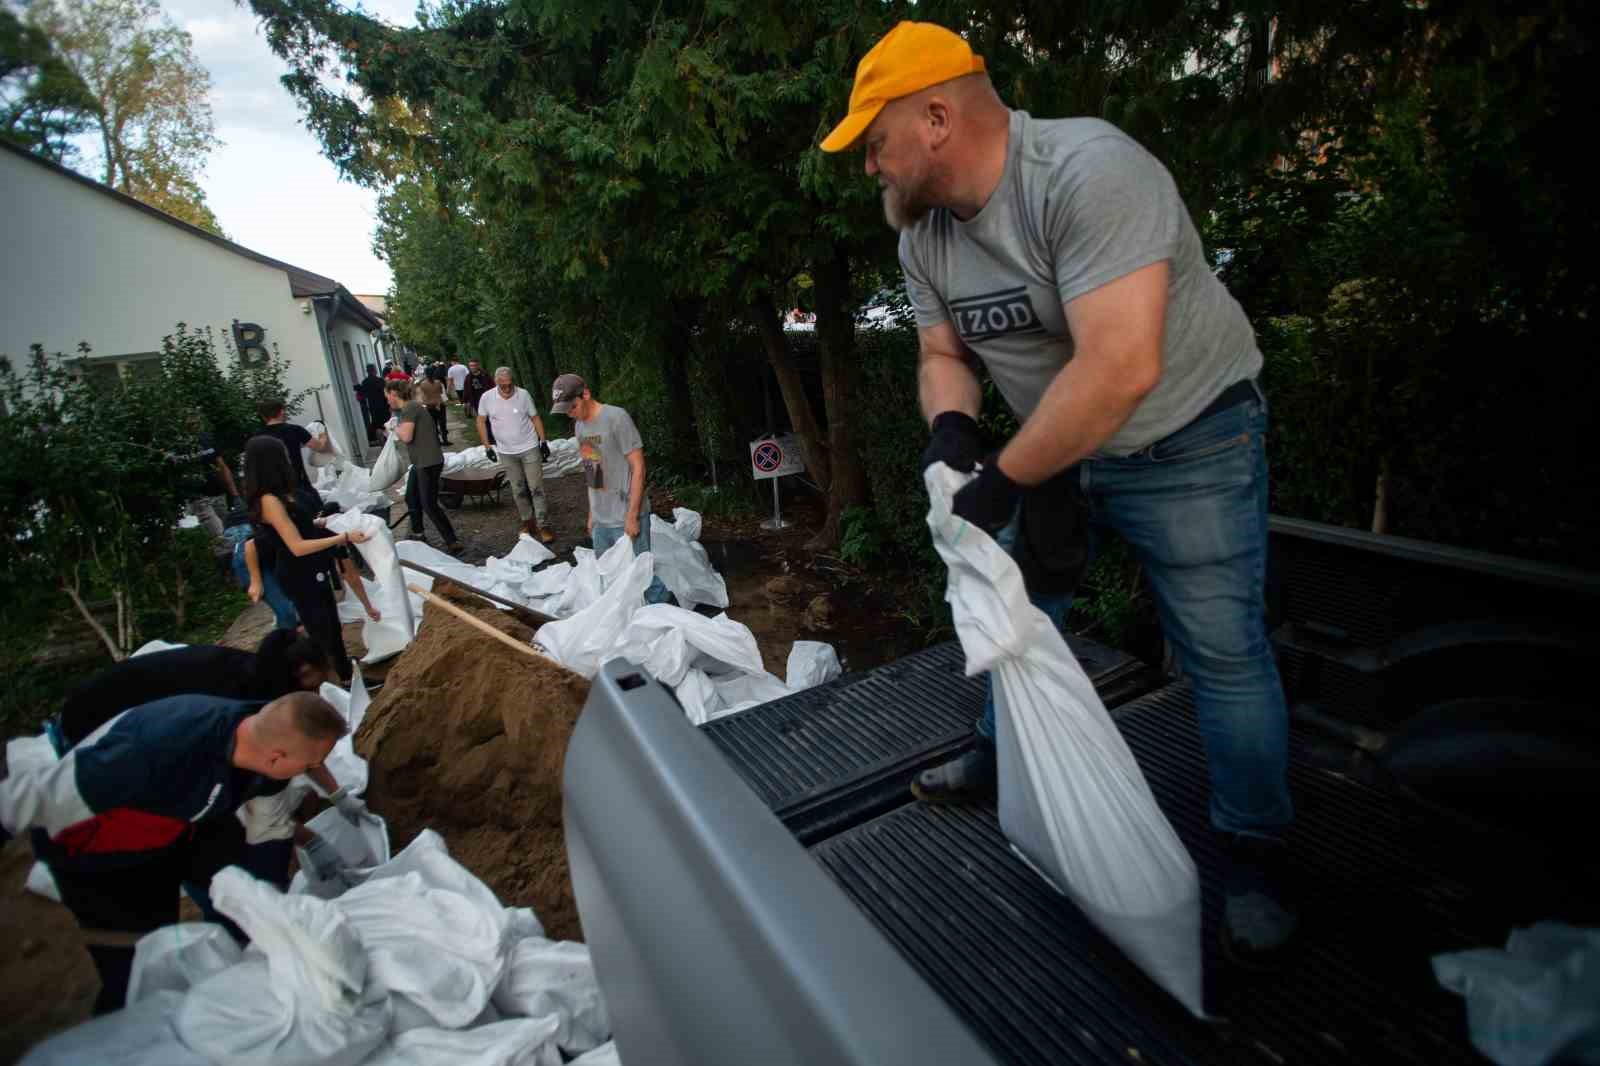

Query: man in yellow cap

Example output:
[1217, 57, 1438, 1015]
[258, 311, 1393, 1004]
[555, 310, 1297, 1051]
[822, 20, 1296, 967]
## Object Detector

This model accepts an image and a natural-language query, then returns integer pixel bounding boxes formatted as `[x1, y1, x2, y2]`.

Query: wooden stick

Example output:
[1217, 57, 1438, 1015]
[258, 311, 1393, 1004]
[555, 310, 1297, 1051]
[398, 559, 556, 627]
[406, 583, 551, 663]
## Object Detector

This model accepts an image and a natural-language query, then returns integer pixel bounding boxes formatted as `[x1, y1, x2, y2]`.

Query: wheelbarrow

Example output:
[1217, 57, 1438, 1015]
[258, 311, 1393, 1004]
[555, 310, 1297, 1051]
[438, 467, 507, 510]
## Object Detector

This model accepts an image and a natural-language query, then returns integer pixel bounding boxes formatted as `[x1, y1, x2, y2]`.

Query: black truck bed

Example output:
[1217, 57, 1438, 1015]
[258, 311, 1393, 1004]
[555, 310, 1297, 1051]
[700, 641, 1594, 1066]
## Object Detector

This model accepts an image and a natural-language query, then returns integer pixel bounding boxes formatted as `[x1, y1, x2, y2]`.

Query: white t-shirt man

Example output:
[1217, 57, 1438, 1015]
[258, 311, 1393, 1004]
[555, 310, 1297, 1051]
[447, 362, 468, 393]
[477, 387, 541, 455]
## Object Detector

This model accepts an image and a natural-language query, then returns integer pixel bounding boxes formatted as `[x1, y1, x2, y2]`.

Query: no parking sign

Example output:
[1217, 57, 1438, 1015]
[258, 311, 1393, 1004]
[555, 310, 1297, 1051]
[749, 433, 804, 480]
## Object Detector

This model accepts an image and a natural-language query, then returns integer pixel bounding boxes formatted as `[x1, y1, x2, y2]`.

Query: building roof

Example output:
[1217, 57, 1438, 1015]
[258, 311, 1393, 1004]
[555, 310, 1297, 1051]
[353, 294, 389, 316]
[1, 139, 379, 330]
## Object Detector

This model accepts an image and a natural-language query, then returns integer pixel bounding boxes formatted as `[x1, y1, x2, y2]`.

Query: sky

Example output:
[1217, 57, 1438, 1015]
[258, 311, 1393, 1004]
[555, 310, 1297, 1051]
[97, 0, 418, 295]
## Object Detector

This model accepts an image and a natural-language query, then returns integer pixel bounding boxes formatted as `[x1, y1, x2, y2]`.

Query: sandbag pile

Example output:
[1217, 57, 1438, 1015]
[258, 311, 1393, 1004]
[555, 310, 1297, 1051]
[20, 831, 619, 1066]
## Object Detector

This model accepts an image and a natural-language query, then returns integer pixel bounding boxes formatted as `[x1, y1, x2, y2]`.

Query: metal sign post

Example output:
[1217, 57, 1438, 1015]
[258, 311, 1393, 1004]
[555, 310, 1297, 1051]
[750, 434, 804, 531]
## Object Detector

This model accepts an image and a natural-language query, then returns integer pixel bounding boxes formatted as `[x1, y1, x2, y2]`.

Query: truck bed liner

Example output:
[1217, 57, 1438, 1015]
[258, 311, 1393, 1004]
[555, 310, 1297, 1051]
[807, 682, 1591, 1065]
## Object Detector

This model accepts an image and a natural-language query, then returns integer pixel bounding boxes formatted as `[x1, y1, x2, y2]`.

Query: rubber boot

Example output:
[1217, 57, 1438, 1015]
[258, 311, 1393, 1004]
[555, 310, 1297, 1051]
[1220, 832, 1299, 969]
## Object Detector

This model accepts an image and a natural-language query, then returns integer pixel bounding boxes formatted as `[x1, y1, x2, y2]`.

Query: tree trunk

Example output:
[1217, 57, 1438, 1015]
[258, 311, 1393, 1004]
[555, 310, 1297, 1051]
[62, 576, 124, 662]
[1371, 457, 1390, 535]
[661, 303, 702, 465]
[747, 294, 830, 493]
[808, 246, 869, 551]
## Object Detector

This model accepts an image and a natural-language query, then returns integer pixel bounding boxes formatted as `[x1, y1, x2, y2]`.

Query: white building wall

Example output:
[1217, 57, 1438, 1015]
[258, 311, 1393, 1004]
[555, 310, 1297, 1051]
[0, 149, 351, 448]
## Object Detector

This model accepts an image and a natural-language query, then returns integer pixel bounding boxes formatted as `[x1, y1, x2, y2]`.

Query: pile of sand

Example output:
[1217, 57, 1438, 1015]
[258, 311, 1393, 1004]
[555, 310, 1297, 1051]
[356, 581, 591, 941]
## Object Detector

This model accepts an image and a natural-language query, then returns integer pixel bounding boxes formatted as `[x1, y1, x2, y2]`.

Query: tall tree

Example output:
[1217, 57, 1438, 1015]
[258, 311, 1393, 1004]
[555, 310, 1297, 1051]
[26, 0, 224, 235]
[0, 5, 97, 161]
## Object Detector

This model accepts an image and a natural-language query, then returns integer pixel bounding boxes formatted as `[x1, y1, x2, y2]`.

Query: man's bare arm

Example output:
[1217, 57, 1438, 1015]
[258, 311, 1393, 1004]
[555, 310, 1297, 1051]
[917, 320, 982, 424]
[996, 261, 1169, 486]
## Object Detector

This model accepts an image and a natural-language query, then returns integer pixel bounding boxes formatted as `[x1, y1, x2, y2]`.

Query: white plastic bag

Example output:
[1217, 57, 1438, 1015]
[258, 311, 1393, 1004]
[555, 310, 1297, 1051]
[127, 923, 243, 1004]
[672, 669, 723, 726]
[307, 669, 372, 797]
[363, 1017, 562, 1066]
[712, 670, 792, 716]
[492, 938, 612, 1054]
[925, 463, 1204, 1018]
[306, 421, 343, 469]
[571, 1041, 623, 1065]
[332, 870, 510, 1031]
[647, 510, 728, 610]
[1433, 922, 1600, 1066]
[541, 437, 582, 479]
[19, 990, 209, 1066]
[535, 543, 653, 679]
[175, 868, 392, 1066]
[291, 805, 391, 898]
[608, 604, 763, 688]
[327, 511, 416, 662]
[369, 434, 410, 492]
[786, 641, 842, 690]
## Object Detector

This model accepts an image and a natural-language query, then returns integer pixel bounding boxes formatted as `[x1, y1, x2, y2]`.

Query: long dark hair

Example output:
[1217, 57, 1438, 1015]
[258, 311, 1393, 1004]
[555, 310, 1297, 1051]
[243, 434, 296, 523]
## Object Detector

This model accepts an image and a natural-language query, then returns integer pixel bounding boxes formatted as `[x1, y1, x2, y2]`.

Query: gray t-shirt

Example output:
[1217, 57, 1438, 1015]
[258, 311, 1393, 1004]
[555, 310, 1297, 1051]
[575, 403, 648, 528]
[899, 110, 1261, 456]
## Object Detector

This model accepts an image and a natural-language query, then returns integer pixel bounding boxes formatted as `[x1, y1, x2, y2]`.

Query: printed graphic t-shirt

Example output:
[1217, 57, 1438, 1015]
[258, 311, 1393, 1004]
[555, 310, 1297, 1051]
[574, 404, 646, 528]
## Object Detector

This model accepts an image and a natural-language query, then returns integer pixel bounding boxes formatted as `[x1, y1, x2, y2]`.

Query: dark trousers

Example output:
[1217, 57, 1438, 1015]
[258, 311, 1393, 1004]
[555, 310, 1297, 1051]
[427, 403, 450, 445]
[406, 462, 458, 545]
[49, 818, 291, 1014]
[296, 581, 352, 682]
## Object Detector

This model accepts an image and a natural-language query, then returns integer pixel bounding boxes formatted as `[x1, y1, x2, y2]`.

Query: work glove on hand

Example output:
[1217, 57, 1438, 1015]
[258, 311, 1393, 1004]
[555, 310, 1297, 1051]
[952, 454, 1023, 535]
[1013, 473, 1091, 596]
[920, 411, 985, 474]
[326, 785, 369, 828]
[539, 440, 551, 462]
[301, 834, 344, 883]
[485, 447, 498, 463]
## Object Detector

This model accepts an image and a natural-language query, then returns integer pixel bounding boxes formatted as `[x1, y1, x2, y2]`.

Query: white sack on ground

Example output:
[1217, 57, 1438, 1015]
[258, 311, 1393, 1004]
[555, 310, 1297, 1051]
[442, 445, 498, 476]
[356, 830, 506, 922]
[316, 464, 387, 513]
[175, 868, 391, 1066]
[648, 511, 728, 610]
[925, 463, 1205, 1018]
[712, 670, 793, 717]
[552, 548, 601, 617]
[331, 870, 510, 1031]
[1433, 922, 1600, 1066]
[786, 641, 842, 690]
[395, 538, 503, 615]
[291, 807, 391, 898]
[535, 542, 653, 678]
[310, 668, 373, 797]
[541, 437, 582, 479]
[506, 907, 545, 941]
[19, 990, 208, 1066]
[609, 605, 763, 688]
[672, 669, 723, 725]
[492, 938, 611, 1054]
[364, 1017, 562, 1066]
[369, 434, 410, 492]
[127, 924, 243, 1004]
[326, 511, 416, 661]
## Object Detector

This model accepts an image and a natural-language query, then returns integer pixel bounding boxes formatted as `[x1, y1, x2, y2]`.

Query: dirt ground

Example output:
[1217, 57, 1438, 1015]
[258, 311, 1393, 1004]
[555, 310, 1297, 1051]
[1, 401, 931, 1060]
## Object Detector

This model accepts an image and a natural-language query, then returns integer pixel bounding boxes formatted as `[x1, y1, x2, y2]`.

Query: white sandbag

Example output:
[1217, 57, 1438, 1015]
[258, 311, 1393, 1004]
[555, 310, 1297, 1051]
[712, 670, 793, 717]
[647, 513, 728, 610]
[337, 589, 368, 624]
[369, 434, 410, 492]
[671, 506, 702, 542]
[131, 639, 186, 657]
[552, 548, 601, 617]
[357, 830, 505, 921]
[291, 805, 391, 898]
[786, 641, 842, 690]
[442, 445, 498, 476]
[127, 923, 243, 1004]
[609, 604, 763, 688]
[305, 421, 344, 469]
[1433, 922, 1600, 1066]
[306, 670, 371, 797]
[520, 562, 573, 603]
[571, 1041, 623, 1065]
[482, 535, 556, 586]
[326, 511, 416, 662]
[175, 868, 392, 1066]
[541, 437, 582, 479]
[320, 464, 387, 513]
[363, 1017, 562, 1066]
[25, 858, 61, 902]
[6, 732, 56, 775]
[395, 538, 497, 598]
[20, 990, 208, 1066]
[925, 463, 1204, 1018]
[331, 869, 510, 1031]
[506, 907, 545, 941]
[492, 938, 611, 1053]
[535, 544, 654, 679]
[673, 668, 723, 726]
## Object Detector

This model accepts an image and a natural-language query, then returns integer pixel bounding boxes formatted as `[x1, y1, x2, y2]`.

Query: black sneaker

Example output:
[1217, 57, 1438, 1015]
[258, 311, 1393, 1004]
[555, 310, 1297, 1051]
[1220, 833, 1299, 969]
[911, 736, 997, 804]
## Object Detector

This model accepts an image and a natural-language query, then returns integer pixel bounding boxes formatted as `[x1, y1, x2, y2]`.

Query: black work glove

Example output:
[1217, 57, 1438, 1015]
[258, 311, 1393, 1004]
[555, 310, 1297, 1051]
[539, 440, 551, 462]
[952, 455, 1023, 535]
[1013, 472, 1090, 596]
[920, 411, 984, 474]
[485, 447, 498, 462]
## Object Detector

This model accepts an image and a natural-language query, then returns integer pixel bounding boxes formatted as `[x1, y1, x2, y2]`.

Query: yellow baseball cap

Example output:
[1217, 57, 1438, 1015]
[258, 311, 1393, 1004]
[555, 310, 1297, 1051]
[820, 21, 986, 153]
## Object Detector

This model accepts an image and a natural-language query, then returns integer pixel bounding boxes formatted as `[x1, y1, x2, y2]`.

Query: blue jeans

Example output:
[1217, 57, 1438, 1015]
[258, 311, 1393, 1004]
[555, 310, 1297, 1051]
[231, 540, 300, 630]
[980, 387, 1292, 838]
[591, 520, 673, 605]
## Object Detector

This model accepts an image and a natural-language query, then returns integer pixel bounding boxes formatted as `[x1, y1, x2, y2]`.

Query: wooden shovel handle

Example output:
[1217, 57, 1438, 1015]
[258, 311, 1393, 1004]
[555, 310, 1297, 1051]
[405, 583, 550, 663]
